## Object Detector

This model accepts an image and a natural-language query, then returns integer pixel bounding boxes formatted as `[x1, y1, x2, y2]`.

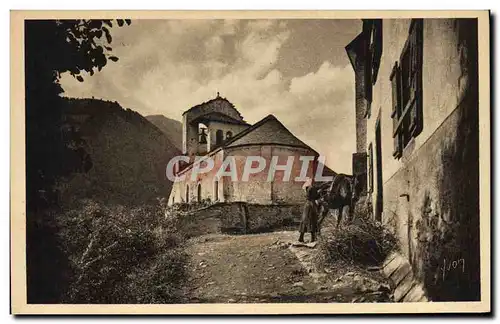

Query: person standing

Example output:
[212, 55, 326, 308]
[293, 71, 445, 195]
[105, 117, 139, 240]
[298, 178, 320, 243]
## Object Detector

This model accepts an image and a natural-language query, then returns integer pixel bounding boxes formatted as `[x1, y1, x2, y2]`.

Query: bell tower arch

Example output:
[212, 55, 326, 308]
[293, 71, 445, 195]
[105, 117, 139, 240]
[182, 93, 247, 156]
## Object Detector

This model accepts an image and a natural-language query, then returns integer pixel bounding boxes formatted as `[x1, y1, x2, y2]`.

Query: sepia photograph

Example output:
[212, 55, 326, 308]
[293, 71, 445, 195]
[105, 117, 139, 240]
[10, 10, 490, 314]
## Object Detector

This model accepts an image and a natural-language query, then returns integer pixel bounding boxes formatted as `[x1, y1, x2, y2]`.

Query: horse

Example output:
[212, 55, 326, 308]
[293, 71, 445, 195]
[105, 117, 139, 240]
[315, 173, 357, 232]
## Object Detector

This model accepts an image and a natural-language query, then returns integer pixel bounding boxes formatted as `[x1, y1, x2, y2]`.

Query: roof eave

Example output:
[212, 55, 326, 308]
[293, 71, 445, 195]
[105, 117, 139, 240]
[345, 32, 365, 70]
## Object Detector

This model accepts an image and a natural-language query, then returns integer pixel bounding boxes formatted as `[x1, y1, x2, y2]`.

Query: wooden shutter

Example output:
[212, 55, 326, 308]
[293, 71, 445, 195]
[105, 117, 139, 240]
[390, 63, 400, 120]
[408, 19, 423, 136]
[390, 62, 402, 158]
[393, 134, 402, 159]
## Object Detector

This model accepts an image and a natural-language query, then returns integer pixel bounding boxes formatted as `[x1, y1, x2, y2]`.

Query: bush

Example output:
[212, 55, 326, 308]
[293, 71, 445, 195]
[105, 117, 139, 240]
[317, 211, 398, 268]
[121, 249, 188, 303]
[51, 199, 187, 303]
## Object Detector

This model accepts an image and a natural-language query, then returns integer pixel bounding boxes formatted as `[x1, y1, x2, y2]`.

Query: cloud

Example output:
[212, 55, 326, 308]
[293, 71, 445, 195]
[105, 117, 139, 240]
[60, 19, 357, 174]
[277, 62, 355, 174]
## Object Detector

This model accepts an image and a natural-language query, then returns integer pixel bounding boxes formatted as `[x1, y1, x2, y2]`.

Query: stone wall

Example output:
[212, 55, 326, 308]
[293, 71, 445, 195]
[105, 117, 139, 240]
[169, 150, 226, 204]
[178, 202, 303, 237]
[224, 145, 316, 204]
[382, 89, 479, 301]
[170, 144, 316, 206]
[351, 18, 480, 301]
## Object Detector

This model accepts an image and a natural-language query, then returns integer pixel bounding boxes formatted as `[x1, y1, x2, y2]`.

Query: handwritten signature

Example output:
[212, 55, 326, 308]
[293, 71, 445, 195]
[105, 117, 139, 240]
[439, 258, 465, 282]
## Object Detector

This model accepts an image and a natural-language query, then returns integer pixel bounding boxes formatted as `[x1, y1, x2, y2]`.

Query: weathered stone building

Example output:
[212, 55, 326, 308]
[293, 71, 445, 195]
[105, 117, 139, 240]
[347, 18, 480, 300]
[169, 95, 333, 205]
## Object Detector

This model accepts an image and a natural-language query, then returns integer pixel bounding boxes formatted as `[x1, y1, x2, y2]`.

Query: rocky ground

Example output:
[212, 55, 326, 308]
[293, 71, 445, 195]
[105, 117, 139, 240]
[181, 231, 393, 303]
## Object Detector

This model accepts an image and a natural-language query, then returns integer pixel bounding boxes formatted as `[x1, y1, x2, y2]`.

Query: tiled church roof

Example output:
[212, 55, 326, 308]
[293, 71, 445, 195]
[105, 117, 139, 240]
[193, 112, 250, 126]
[223, 114, 315, 151]
[177, 113, 339, 176]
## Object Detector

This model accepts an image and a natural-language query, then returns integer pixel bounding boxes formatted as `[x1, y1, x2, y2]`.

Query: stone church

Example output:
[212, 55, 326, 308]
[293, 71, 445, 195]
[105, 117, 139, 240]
[168, 94, 334, 205]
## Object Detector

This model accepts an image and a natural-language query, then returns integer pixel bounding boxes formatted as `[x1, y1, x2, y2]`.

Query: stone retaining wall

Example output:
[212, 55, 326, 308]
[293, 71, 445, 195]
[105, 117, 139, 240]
[179, 202, 303, 237]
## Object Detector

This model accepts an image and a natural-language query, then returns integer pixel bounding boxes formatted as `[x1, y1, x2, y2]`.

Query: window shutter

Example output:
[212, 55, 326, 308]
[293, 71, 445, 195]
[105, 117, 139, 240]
[393, 133, 402, 158]
[390, 63, 400, 120]
[390, 62, 402, 158]
[409, 19, 423, 136]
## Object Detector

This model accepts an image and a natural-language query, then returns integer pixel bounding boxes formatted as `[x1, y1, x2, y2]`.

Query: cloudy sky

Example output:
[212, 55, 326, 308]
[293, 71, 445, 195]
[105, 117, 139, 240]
[60, 19, 361, 174]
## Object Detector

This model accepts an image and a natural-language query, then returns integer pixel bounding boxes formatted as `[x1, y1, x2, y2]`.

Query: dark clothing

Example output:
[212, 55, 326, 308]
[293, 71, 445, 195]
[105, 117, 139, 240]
[299, 200, 318, 234]
[299, 184, 320, 242]
[306, 186, 320, 201]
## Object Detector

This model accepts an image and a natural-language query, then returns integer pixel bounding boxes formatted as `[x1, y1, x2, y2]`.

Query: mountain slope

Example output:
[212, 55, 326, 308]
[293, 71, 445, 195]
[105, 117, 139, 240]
[59, 98, 181, 206]
[145, 115, 183, 151]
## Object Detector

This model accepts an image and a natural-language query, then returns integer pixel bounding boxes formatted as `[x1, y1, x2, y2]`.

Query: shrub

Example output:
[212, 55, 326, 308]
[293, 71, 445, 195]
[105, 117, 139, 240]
[52, 199, 187, 303]
[120, 249, 188, 303]
[317, 210, 398, 268]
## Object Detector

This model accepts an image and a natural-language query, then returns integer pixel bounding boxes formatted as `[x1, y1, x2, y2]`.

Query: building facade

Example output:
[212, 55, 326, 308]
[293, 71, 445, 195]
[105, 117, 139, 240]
[347, 18, 480, 300]
[170, 95, 332, 206]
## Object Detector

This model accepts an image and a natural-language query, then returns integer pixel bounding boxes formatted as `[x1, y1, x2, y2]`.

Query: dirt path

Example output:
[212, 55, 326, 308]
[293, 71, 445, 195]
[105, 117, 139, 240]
[181, 231, 392, 303]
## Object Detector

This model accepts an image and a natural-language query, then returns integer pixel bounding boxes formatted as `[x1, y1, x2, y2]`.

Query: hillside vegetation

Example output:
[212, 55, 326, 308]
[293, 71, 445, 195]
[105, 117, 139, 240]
[57, 98, 180, 207]
[27, 98, 185, 303]
[145, 114, 183, 151]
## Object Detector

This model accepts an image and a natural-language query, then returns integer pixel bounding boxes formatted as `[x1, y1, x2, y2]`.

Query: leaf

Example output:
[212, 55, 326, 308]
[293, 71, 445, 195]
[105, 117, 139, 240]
[108, 56, 119, 62]
[117, 19, 124, 27]
[102, 26, 112, 44]
[125, 19, 131, 25]
[76, 75, 84, 82]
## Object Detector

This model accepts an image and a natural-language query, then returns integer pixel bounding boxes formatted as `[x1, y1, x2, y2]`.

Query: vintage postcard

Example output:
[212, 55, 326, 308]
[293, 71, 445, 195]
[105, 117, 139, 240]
[10, 10, 490, 314]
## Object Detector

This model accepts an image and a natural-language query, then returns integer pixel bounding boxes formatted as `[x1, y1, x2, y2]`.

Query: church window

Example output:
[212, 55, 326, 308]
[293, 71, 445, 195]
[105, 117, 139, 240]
[216, 130, 224, 146]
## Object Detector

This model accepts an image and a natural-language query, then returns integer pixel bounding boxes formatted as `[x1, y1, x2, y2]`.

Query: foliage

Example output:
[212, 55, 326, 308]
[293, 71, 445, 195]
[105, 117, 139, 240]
[27, 19, 130, 87]
[25, 20, 132, 302]
[53, 98, 180, 208]
[120, 250, 188, 303]
[52, 199, 187, 304]
[317, 208, 398, 268]
[25, 19, 130, 210]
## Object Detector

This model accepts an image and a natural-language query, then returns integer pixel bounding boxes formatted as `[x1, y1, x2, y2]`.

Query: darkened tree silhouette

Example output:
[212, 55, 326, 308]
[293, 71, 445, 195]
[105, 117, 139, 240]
[25, 19, 130, 303]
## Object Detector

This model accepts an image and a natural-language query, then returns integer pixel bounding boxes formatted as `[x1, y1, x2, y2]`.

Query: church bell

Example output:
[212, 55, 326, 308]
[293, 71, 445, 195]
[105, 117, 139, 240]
[199, 128, 208, 144]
